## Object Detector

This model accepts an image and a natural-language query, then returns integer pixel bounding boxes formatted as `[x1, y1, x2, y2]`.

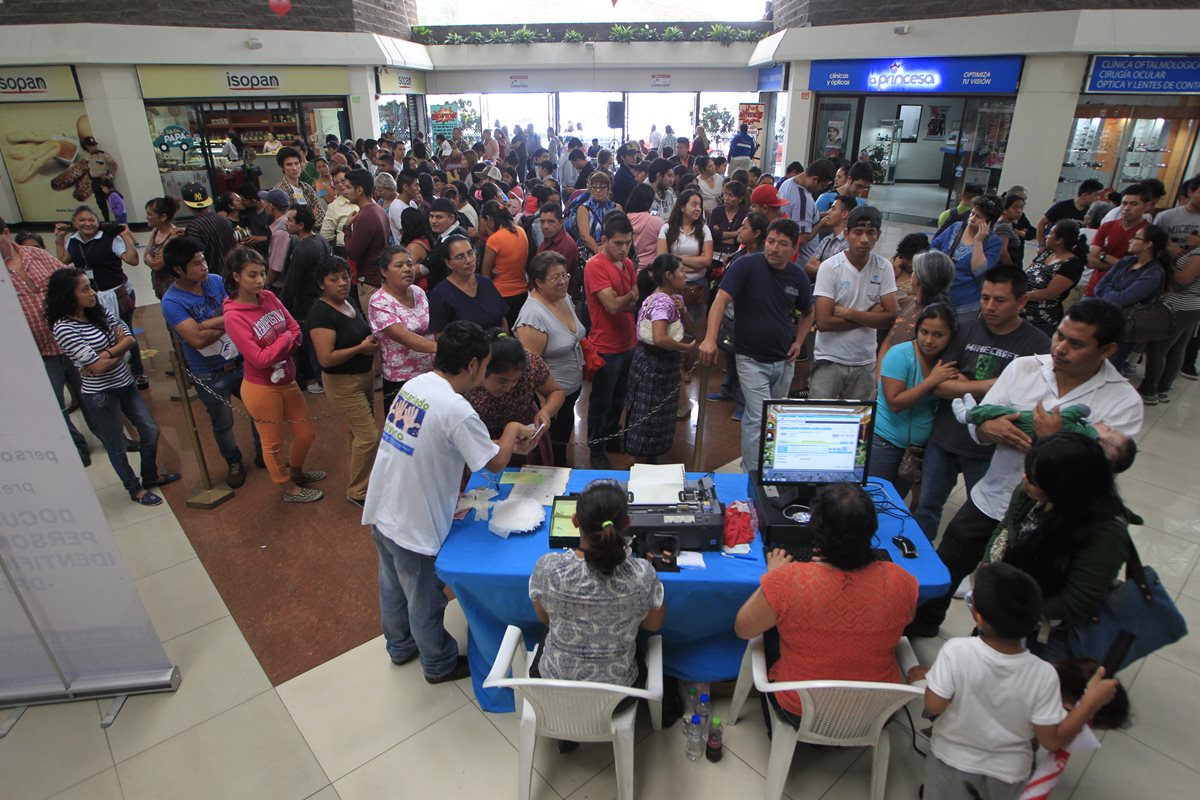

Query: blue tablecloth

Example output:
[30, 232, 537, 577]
[436, 471, 948, 712]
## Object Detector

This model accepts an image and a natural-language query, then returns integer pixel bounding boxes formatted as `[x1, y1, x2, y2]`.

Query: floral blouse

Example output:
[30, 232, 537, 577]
[368, 285, 435, 382]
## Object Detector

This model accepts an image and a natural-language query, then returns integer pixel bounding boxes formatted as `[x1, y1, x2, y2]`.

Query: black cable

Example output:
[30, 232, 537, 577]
[901, 706, 928, 758]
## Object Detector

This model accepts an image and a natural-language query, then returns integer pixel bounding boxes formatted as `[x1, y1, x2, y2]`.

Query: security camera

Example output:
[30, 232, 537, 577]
[893, 24, 911, 35]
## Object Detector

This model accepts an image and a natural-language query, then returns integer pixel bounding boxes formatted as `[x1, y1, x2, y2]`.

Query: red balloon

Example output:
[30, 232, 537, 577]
[268, 0, 292, 17]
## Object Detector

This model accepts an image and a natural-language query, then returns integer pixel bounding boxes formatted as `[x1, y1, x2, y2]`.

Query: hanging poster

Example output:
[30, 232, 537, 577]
[738, 103, 765, 128]
[430, 103, 460, 138]
[925, 105, 949, 140]
[0, 103, 110, 222]
[824, 120, 846, 150]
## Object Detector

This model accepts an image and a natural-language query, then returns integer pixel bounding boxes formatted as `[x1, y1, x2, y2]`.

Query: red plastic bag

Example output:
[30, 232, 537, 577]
[723, 501, 755, 548]
[581, 337, 606, 381]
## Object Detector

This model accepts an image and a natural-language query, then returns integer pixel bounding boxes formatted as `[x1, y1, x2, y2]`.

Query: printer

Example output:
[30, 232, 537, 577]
[548, 474, 725, 552]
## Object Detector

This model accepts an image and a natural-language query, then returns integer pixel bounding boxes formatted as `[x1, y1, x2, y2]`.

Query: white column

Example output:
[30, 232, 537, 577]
[348, 66, 382, 141]
[999, 55, 1089, 218]
[780, 61, 814, 169]
[0, 158, 19, 224]
[75, 66, 162, 225]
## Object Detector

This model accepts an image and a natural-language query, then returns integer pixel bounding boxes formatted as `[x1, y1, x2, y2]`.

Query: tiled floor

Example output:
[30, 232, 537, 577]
[5, 222, 1200, 799]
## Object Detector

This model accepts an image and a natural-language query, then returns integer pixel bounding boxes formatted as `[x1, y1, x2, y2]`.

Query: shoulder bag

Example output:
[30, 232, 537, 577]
[1122, 261, 1174, 343]
[1064, 542, 1189, 671]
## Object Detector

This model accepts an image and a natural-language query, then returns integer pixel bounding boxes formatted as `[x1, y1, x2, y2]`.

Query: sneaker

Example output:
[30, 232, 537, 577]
[425, 655, 471, 684]
[589, 450, 611, 469]
[227, 462, 246, 488]
[143, 472, 181, 488]
[293, 470, 327, 484]
[126, 438, 141, 453]
[135, 374, 150, 390]
[307, 383, 325, 395]
[731, 406, 744, 422]
[1140, 392, 1160, 406]
[1158, 392, 1171, 404]
[953, 574, 973, 599]
[283, 487, 324, 503]
[1181, 367, 1199, 381]
[131, 491, 163, 506]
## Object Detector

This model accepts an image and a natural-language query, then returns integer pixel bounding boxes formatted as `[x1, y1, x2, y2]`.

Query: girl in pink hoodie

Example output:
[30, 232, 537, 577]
[223, 247, 324, 502]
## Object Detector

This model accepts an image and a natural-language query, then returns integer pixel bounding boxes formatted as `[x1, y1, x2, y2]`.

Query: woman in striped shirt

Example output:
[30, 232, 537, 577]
[46, 268, 178, 505]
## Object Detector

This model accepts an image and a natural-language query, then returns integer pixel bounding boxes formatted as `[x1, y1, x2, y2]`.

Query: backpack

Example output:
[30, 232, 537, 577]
[563, 190, 591, 241]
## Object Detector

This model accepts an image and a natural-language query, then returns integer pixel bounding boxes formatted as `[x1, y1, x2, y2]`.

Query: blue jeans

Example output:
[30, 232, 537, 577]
[737, 357, 795, 474]
[587, 348, 633, 453]
[912, 441, 991, 540]
[372, 527, 459, 678]
[192, 364, 261, 466]
[83, 383, 160, 496]
[43, 355, 96, 450]
[868, 435, 914, 498]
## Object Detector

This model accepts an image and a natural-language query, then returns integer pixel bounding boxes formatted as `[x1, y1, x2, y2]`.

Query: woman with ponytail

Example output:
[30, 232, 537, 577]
[528, 480, 666, 690]
[1024, 219, 1088, 337]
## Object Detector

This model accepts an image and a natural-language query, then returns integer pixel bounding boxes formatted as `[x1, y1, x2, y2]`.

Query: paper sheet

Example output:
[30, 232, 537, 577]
[500, 472, 546, 485]
[628, 463, 686, 505]
[676, 551, 706, 569]
[506, 466, 571, 506]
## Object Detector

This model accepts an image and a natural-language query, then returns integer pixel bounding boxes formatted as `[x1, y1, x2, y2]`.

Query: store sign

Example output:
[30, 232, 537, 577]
[757, 64, 786, 93]
[651, 74, 671, 88]
[430, 103, 460, 138]
[154, 125, 201, 153]
[1086, 56, 1200, 95]
[738, 103, 765, 128]
[810, 56, 1023, 94]
[509, 74, 529, 88]
[137, 65, 350, 99]
[377, 68, 427, 96]
[0, 66, 79, 103]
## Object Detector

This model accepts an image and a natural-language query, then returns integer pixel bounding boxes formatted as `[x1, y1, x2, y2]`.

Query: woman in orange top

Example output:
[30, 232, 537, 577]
[480, 199, 530, 328]
[735, 483, 918, 732]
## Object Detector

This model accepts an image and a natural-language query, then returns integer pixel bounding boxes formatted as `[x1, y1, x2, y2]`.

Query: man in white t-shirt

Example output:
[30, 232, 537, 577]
[810, 206, 898, 400]
[908, 299, 1143, 637]
[363, 321, 533, 682]
[776, 159, 837, 251]
[1155, 174, 1200, 261]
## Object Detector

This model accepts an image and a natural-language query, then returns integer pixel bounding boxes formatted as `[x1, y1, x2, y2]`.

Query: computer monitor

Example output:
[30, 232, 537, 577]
[757, 400, 876, 488]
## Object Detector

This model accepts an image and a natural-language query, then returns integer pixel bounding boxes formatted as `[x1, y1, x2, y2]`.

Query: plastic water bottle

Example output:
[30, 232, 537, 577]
[682, 686, 698, 735]
[696, 692, 712, 738]
[686, 715, 704, 761]
[705, 716, 724, 763]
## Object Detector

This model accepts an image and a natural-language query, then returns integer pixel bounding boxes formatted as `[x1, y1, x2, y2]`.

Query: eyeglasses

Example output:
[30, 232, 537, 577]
[542, 272, 569, 282]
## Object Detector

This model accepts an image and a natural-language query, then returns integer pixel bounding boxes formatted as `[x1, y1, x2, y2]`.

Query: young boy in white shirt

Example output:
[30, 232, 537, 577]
[917, 562, 1120, 799]
[363, 320, 533, 683]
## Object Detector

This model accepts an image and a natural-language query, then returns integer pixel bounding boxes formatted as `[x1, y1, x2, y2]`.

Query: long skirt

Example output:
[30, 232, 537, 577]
[624, 342, 682, 458]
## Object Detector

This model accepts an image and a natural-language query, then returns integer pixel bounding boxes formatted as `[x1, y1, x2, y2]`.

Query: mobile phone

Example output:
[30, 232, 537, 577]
[1100, 630, 1137, 676]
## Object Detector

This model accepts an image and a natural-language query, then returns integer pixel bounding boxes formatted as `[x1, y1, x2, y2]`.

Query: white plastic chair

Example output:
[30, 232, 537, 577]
[727, 636, 924, 800]
[483, 625, 663, 800]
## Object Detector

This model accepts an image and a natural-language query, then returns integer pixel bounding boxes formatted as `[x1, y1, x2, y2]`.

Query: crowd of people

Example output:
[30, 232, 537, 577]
[7, 117, 1198, 796]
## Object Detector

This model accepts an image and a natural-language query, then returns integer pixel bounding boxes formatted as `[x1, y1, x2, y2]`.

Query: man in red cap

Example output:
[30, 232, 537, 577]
[749, 184, 788, 224]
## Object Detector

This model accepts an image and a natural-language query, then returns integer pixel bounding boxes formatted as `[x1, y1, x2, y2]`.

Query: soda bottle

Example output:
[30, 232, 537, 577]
[705, 716, 724, 763]
[686, 715, 704, 761]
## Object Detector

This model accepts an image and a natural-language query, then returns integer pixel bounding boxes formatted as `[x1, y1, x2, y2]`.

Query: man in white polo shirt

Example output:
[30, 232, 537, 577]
[809, 206, 899, 400]
[908, 299, 1143, 637]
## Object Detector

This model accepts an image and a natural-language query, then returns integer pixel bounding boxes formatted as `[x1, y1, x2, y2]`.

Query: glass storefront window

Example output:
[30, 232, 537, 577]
[948, 98, 1014, 198]
[627, 93, 696, 152]
[558, 92, 622, 149]
[1055, 98, 1200, 203]
[378, 96, 410, 139]
[301, 100, 348, 151]
[699, 91, 761, 155]
[145, 104, 212, 219]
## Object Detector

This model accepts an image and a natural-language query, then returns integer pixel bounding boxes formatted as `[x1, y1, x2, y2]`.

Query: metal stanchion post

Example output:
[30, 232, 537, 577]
[691, 364, 708, 472]
[170, 339, 234, 509]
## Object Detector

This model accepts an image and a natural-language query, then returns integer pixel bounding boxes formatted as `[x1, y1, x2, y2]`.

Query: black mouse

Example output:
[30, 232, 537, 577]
[892, 534, 918, 559]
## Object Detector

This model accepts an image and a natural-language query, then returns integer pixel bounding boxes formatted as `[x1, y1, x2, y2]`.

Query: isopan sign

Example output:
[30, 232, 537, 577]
[226, 70, 282, 91]
[868, 61, 941, 90]
[0, 66, 80, 103]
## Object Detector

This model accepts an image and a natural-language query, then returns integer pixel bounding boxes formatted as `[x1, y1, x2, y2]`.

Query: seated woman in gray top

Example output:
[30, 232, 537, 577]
[528, 480, 666, 688]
